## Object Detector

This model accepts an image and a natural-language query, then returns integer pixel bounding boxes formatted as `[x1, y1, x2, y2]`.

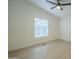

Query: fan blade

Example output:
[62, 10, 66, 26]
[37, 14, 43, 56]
[47, 0, 57, 5]
[61, 3, 71, 6]
[51, 6, 57, 9]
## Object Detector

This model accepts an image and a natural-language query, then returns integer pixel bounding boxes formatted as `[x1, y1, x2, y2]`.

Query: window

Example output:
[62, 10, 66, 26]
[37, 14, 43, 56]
[35, 17, 48, 38]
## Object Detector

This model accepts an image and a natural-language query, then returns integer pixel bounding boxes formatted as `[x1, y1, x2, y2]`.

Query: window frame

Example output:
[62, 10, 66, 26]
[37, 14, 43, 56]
[35, 17, 48, 38]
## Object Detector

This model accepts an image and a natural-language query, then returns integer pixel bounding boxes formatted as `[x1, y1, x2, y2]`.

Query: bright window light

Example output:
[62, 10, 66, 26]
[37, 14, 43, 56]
[35, 17, 48, 38]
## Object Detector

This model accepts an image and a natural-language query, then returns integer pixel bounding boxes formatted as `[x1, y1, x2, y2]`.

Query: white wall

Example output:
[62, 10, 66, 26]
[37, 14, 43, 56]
[59, 16, 71, 41]
[8, 0, 59, 51]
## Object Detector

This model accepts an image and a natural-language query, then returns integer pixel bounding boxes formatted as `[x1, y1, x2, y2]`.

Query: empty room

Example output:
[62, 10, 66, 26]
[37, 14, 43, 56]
[8, 0, 71, 59]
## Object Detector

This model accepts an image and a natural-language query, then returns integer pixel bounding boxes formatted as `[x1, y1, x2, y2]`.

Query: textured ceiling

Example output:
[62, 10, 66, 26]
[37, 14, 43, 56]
[24, 0, 71, 18]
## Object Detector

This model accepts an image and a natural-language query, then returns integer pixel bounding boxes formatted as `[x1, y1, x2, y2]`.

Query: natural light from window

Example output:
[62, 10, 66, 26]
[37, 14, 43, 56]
[35, 17, 48, 38]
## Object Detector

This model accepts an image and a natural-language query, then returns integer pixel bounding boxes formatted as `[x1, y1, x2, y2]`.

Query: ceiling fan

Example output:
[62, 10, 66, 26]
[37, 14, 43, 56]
[47, 0, 71, 10]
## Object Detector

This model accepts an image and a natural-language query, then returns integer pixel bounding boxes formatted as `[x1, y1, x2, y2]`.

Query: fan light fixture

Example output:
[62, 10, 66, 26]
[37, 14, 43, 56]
[56, 5, 61, 10]
[47, 0, 71, 11]
[56, 5, 63, 10]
